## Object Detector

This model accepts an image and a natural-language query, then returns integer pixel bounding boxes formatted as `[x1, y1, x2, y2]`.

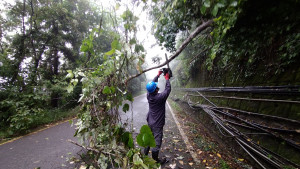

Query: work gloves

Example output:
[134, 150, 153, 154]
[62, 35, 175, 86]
[158, 70, 163, 76]
[165, 73, 170, 80]
[158, 69, 171, 80]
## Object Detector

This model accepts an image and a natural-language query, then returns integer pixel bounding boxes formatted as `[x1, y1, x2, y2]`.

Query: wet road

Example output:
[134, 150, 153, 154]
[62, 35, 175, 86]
[0, 120, 81, 169]
[120, 94, 149, 135]
[0, 93, 197, 169]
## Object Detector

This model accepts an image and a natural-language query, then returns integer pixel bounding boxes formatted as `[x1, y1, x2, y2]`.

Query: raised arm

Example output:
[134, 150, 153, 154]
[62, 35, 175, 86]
[152, 70, 163, 82]
[158, 72, 171, 100]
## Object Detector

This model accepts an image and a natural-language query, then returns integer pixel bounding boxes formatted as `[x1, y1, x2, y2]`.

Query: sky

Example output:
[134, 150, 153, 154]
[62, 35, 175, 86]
[0, 0, 170, 81]
[98, 0, 170, 80]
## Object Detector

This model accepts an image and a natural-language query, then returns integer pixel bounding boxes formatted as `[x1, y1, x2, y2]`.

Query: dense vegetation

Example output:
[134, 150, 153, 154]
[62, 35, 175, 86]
[1, 0, 299, 168]
[150, 0, 300, 168]
[150, 0, 300, 86]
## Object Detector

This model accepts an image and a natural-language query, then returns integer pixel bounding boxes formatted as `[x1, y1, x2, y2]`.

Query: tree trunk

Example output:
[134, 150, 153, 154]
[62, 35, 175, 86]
[50, 21, 60, 108]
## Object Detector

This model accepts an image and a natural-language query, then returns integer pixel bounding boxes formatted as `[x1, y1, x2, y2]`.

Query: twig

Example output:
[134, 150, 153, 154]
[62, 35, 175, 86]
[68, 139, 100, 153]
[68, 139, 118, 156]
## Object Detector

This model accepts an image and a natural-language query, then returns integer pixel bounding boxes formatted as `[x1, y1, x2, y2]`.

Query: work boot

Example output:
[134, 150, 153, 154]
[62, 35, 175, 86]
[144, 146, 150, 156]
[152, 150, 168, 165]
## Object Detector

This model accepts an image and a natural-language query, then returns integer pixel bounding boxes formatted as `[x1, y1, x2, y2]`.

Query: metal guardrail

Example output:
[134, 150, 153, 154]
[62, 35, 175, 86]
[174, 86, 300, 168]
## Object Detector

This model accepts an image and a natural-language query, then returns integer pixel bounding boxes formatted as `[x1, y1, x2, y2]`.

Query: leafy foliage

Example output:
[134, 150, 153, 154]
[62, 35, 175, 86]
[150, 0, 300, 85]
[65, 5, 158, 168]
[0, 0, 113, 135]
[136, 125, 156, 148]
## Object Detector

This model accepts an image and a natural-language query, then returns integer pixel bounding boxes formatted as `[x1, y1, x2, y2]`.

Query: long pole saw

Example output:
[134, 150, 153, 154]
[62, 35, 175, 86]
[160, 53, 173, 78]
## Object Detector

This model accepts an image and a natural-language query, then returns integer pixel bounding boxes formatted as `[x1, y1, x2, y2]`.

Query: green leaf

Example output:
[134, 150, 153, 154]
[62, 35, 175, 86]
[136, 125, 156, 148]
[142, 133, 152, 146]
[203, 0, 210, 8]
[78, 72, 85, 77]
[216, 2, 225, 8]
[136, 134, 145, 147]
[71, 79, 78, 86]
[80, 44, 89, 52]
[212, 5, 219, 16]
[110, 86, 116, 94]
[66, 85, 74, 93]
[133, 154, 143, 165]
[129, 38, 136, 45]
[230, 1, 237, 7]
[126, 94, 134, 102]
[200, 5, 207, 15]
[140, 125, 152, 134]
[128, 133, 134, 148]
[121, 132, 134, 148]
[66, 70, 74, 79]
[111, 39, 119, 49]
[102, 86, 111, 94]
[105, 49, 115, 56]
[122, 132, 130, 143]
[122, 103, 130, 112]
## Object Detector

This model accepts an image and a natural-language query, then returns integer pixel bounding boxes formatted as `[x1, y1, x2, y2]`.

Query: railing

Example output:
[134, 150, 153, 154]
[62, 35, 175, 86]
[175, 85, 300, 168]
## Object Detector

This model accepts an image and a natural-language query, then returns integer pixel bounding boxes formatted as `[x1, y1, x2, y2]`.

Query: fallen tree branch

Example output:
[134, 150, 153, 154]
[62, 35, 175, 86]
[125, 19, 214, 84]
[68, 139, 118, 156]
[68, 139, 100, 153]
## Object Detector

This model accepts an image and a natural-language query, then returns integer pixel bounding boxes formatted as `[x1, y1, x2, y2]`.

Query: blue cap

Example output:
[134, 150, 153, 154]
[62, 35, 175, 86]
[146, 81, 157, 93]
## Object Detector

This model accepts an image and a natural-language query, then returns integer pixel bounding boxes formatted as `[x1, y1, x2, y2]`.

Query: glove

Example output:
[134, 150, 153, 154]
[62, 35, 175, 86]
[164, 73, 170, 80]
[158, 70, 163, 76]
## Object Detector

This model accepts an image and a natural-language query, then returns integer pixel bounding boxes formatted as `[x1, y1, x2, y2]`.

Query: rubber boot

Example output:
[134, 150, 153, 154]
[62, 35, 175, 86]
[152, 150, 168, 165]
[144, 146, 150, 156]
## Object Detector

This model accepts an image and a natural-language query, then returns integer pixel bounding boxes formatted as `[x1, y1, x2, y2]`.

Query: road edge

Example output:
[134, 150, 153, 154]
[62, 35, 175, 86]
[166, 101, 201, 165]
[0, 117, 76, 146]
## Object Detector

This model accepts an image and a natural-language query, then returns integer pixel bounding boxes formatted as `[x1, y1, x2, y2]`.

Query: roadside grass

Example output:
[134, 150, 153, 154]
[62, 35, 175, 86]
[133, 90, 146, 97]
[38, 106, 79, 125]
[0, 106, 79, 143]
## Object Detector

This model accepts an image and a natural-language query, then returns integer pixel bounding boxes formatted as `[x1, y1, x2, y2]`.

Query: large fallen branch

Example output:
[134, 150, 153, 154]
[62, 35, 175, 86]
[125, 19, 214, 84]
[68, 139, 118, 156]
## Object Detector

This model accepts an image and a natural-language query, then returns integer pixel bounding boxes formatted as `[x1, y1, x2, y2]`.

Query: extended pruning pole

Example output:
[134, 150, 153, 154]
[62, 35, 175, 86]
[165, 53, 170, 69]
[165, 53, 173, 78]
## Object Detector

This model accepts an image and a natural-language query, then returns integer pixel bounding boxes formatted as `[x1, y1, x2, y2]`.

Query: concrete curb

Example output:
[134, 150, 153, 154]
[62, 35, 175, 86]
[167, 101, 201, 165]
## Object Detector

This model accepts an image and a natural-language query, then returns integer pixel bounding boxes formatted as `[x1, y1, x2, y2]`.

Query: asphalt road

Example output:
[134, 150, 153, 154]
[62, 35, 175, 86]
[0, 120, 81, 169]
[0, 94, 149, 169]
[0, 93, 196, 169]
[120, 94, 149, 137]
[120, 94, 199, 168]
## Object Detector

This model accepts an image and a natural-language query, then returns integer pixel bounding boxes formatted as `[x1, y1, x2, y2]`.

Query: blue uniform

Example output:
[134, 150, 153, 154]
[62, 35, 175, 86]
[146, 75, 171, 151]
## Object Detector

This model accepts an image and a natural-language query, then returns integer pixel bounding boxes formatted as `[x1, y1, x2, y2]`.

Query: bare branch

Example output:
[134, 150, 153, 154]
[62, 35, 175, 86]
[68, 139, 100, 153]
[125, 19, 214, 84]
[68, 139, 118, 156]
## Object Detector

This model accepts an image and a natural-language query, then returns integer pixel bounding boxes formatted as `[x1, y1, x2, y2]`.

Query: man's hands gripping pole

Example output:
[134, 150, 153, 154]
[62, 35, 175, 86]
[158, 70, 163, 76]
[158, 68, 172, 80]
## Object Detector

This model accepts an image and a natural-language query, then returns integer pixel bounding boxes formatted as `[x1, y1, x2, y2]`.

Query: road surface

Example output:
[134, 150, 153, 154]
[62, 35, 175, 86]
[0, 93, 199, 169]
[0, 120, 81, 169]
[120, 93, 200, 168]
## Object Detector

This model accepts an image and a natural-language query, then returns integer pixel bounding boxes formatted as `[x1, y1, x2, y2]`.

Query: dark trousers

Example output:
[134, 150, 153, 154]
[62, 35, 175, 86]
[149, 125, 163, 152]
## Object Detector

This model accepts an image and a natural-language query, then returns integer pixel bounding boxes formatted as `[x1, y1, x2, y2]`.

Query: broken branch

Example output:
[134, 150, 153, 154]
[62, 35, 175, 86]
[125, 19, 214, 84]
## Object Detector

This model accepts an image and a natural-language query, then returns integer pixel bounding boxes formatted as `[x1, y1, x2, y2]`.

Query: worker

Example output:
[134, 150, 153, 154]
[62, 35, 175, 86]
[144, 69, 171, 164]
